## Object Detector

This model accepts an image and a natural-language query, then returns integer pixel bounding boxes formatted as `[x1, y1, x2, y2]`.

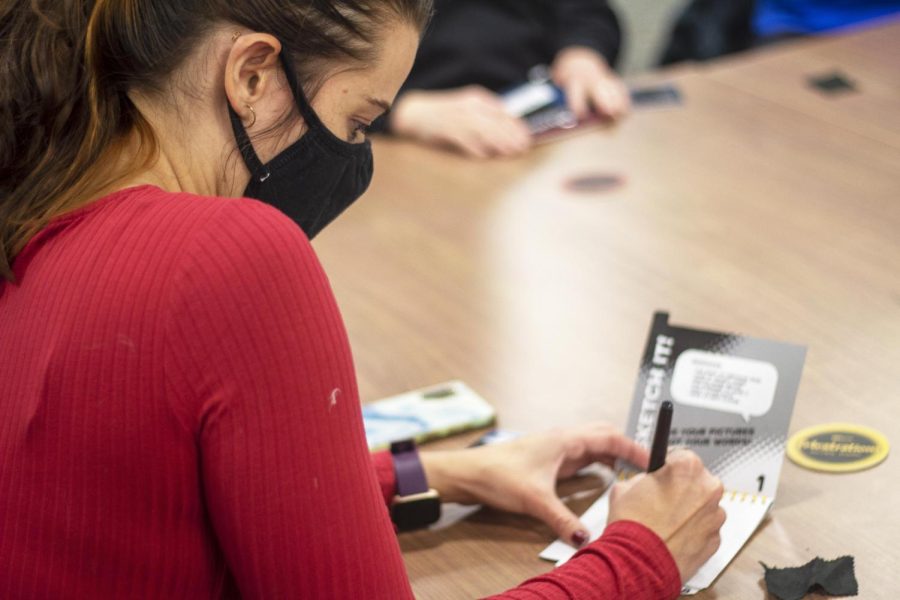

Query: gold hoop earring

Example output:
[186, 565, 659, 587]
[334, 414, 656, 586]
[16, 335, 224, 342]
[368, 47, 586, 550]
[245, 104, 256, 128]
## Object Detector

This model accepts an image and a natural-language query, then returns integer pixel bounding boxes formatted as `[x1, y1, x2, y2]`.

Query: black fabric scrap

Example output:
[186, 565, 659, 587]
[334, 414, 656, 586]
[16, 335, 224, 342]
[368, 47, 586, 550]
[761, 555, 858, 600]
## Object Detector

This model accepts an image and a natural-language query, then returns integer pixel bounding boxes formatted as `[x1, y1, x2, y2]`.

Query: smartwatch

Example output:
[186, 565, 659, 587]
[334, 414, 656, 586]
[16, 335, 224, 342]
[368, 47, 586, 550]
[389, 439, 441, 531]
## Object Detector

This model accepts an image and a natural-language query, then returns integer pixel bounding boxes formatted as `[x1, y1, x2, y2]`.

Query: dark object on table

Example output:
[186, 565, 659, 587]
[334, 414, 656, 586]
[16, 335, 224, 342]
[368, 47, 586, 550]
[761, 555, 858, 600]
[808, 72, 858, 95]
[564, 174, 625, 194]
[630, 84, 683, 107]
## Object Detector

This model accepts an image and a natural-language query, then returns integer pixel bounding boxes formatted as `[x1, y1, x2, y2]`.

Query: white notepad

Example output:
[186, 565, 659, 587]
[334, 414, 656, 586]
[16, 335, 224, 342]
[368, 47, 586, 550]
[539, 488, 773, 595]
[539, 313, 806, 594]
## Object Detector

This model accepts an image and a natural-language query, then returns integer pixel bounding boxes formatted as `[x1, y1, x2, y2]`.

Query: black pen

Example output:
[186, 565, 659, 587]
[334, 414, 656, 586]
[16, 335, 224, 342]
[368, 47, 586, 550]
[648, 400, 674, 473]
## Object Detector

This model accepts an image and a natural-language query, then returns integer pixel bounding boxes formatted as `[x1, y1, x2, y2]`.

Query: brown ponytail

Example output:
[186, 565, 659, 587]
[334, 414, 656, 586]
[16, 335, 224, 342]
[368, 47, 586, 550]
[0, 0, 432, 281]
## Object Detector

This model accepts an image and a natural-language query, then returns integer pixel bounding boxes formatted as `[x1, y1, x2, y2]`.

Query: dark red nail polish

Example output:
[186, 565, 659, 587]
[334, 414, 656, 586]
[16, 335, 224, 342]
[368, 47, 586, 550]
[571, 530, 588, 547]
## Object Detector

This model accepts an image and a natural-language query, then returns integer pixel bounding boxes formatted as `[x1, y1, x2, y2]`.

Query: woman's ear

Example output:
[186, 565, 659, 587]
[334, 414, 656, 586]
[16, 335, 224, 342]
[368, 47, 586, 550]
[223, 33, 283, 121]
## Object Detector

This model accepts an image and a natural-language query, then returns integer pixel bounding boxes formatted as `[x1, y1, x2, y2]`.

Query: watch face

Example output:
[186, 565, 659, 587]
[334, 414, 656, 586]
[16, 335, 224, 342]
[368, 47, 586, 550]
[391, 495, 441, 532]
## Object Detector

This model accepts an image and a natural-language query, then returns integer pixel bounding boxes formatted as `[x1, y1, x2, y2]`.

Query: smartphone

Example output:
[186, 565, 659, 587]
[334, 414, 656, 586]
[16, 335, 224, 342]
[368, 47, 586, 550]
[501, 80, 579, 136]
[501, 80, 683, 138]
[362, 380, 496, 450]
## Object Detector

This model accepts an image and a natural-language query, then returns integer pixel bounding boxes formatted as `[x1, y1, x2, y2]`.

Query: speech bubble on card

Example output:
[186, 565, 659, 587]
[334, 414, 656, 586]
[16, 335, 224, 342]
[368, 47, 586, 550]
[670, 350, 778, 422]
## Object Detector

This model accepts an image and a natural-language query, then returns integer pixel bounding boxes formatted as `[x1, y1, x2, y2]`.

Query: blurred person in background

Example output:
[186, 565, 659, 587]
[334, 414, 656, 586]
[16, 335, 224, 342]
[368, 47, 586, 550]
[379, 0, 632, 158]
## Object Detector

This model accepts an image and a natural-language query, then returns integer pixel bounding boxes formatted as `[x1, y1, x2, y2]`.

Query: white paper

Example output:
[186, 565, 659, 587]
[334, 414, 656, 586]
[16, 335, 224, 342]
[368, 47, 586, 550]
[539, 490, 773, 594]
[538, 491, 611, 563]
[681, 493, 773, 594]
[541, 314, 803, 593]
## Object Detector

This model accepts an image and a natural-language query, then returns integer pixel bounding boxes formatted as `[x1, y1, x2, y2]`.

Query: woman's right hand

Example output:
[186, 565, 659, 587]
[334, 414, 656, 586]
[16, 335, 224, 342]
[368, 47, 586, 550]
[607, 449, 726, 583]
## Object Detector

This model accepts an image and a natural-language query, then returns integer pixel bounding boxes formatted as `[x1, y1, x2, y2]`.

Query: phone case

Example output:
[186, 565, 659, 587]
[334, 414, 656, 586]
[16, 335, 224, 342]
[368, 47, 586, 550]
[362, 381, 496, 450]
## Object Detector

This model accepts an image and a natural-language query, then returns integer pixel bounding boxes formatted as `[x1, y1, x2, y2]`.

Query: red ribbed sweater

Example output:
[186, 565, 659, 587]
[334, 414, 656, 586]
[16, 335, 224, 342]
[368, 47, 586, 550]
[0, 186, 680, 599]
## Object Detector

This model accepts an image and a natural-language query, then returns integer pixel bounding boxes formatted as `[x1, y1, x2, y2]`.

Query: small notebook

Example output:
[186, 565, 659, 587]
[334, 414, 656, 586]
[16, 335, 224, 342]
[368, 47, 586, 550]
[362, 380, 495, 451]
[540, 312, 806, 595]
[540, 481, 774, 593]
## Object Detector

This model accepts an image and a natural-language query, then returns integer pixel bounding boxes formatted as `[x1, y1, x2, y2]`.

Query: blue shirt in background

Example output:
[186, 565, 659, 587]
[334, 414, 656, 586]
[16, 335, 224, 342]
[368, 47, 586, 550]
[755, 0, 900, 36]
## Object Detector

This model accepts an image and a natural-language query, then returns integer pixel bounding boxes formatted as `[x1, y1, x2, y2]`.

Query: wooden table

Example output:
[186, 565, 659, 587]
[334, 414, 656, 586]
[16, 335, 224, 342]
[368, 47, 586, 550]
[703, 17, 900, 149]
[314, 21, 900, 600]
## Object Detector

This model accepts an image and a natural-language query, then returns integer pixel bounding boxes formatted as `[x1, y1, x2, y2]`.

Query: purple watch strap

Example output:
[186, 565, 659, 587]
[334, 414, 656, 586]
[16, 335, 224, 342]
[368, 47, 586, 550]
[390, 439, 429, 497]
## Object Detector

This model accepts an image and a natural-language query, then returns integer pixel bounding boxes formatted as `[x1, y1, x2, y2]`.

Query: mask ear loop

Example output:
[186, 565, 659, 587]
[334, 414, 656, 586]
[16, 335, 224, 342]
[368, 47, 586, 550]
[228, 104, 271, 183]
[227, 31, 271, 183]
[230, 42, 345, 185]
[279, 51, 320, 130]
[279, 49, 372, 157]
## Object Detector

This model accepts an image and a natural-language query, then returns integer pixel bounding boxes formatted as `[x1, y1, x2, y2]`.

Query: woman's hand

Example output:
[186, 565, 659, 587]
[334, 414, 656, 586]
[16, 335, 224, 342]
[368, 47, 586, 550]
[420, 423, 649, 546]
[420, 427, 726, 584]
[388, 86, 532, 159]
[608, 449, 726, 583]
[551, 46, 630, 121]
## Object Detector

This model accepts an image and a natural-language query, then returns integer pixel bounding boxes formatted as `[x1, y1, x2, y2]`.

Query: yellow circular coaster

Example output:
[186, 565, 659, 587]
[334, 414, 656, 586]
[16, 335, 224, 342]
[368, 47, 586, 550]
[787, 423, 889, 473]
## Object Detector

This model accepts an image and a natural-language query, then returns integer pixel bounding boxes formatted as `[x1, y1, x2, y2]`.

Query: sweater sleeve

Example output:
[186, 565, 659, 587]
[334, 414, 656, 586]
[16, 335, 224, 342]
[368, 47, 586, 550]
[163, 199, 414, 599]
[488, 521, 682, 600]
[372, 450, 398, 506]
[555, 0, 623, 67]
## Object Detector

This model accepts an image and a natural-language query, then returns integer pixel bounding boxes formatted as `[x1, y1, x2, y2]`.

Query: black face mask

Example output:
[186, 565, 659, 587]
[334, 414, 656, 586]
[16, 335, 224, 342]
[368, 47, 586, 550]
[228, 52, 374, 239]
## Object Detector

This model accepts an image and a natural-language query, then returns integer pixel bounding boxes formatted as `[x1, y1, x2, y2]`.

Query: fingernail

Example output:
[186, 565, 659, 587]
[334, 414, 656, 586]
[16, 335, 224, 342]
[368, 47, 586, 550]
[571, 530, 589, 547]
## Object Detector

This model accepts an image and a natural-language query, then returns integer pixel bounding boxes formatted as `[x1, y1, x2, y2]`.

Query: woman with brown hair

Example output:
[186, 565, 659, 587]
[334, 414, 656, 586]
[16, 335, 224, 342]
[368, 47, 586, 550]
[0, 1, 724, 598]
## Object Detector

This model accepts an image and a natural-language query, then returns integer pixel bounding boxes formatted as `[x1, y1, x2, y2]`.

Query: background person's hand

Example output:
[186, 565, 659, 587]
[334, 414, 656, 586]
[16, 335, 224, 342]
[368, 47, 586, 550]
[388, 86, 532, 159]
[608, 449, 726, 583]
[551, 46, 630, 121]
[421, 423, 649, 546]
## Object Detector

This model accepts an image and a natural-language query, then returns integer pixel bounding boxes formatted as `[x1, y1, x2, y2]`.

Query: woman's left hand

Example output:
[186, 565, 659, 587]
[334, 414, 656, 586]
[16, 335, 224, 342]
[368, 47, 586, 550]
[420, 423, 649, 547]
